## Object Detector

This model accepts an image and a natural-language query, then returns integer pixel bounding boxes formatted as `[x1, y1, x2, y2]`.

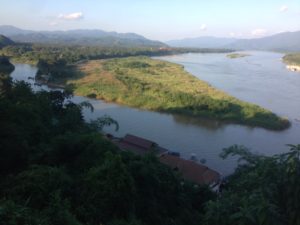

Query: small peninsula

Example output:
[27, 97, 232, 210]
[66, 57, 289, 130]
[283, 53, 300, 72]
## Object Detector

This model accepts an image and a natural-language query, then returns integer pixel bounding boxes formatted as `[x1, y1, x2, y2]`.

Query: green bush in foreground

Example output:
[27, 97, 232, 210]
[1, 80, 299, 225]
[0, 80, 212, 225]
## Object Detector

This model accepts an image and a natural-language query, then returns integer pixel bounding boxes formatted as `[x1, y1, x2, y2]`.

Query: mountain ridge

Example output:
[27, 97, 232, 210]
[166, 31, 300, 51]
[0, 34, 14, 48]
[166, 36, 237, 48]
[0, 25, 166, 48]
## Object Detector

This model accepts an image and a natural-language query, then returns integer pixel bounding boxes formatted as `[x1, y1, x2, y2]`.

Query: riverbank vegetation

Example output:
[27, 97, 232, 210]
[0, 43, 233, 65]
[227, 53, 250, 59]
[1, 80, 299, 225]
[204, 144, 300, 225]
[68, 57, 289, 130]
[0, 56, 15, 92]
[283, 53, 300, 66]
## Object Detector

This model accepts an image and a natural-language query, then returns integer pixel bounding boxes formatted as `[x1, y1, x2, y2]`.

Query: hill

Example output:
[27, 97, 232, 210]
[167, 31, 300, 52]
[228, 31, 300, 52]
[0, 35, 14, 48]
[0, 25, 166, 48]
[166, 36, 236, 48]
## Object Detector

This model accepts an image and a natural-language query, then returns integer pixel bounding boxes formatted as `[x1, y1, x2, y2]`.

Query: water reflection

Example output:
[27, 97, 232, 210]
[171, 113, 226, 130]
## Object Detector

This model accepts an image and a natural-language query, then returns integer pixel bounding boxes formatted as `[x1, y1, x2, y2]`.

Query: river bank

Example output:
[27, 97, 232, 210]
[283, 53, 300, 72]
[286, 65, 300, 72]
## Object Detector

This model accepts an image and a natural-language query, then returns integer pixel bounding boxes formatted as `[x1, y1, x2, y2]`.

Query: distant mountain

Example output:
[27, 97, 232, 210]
[166, 36, 237, 48]
[167, 31, 300, 52]
[0, 25, 166, 48]
[0, 35, 14, 48]
[227, 31, 300, 52]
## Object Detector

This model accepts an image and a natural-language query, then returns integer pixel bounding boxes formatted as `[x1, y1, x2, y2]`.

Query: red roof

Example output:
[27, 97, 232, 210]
[160, 154, 220, 185]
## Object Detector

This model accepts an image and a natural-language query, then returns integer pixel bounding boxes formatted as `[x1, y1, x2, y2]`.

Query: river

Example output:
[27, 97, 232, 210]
[10, 51, 300, 175]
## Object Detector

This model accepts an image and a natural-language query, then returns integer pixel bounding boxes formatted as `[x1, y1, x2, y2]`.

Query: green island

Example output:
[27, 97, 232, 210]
[227, 53, 251, 59]
[283, 53, 300, 72]
[64, 57, 289, 130]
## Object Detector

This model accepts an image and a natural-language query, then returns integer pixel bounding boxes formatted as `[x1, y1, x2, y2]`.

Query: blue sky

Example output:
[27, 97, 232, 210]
[0, 0, 299, 40]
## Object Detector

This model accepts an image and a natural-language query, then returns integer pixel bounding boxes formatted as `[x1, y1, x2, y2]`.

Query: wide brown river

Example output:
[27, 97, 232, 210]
[11, 51, 300, 175]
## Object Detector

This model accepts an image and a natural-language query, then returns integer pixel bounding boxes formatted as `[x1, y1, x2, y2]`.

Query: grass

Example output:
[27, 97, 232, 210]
[227, 53, 250, 59]
[283, 53, 300, 66]
[67, 56, 290, 130]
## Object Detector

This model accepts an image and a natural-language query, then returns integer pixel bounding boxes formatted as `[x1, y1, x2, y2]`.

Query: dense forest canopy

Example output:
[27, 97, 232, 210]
[0, 79, 214, 225]
[0, 79, 299, 225]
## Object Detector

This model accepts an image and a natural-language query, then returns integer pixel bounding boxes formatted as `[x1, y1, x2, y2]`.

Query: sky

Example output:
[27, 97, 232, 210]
[0, 0, 299, 41]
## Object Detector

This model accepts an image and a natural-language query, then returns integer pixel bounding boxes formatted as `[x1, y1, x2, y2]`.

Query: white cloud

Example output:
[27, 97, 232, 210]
[279, 5, 288, 12]
[58, 12, 83, 20]
[251, 29, 267, 37]
[200, 24, 207, 31]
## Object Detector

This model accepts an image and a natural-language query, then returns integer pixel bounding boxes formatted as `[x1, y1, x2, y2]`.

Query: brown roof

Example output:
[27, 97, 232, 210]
[122, 134, 156, 150]
[118, 141, 150, 156]
[159, 154, 220, 185]
[116, 134, 168, 156]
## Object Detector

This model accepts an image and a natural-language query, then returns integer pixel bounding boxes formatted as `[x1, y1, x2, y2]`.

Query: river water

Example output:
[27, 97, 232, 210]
[10, 51, 300, 175]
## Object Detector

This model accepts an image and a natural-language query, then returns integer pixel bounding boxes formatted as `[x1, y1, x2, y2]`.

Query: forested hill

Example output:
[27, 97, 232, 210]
[0, 35, 14, 48]
[166, 36, 236, 48]
[0, 25, 166, 48]
[167, 30, 300, 52]
[228, 30, 300, 52]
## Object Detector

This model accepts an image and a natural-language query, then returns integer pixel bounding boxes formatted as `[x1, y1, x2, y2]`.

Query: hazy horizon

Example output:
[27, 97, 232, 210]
[0, 0, 300, 41]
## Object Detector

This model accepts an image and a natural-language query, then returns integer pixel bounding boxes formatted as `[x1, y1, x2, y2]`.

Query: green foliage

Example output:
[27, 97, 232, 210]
[0, 43, 233, 65]
[89, 115, 119, 131]
[0, 55, 14, 73]
[0, 56, 14, 96]
[0, 81, 214, 225]
[203, 144, 300, 225]
[1, 80, 300, 225]
[36, 58, 76, 82]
